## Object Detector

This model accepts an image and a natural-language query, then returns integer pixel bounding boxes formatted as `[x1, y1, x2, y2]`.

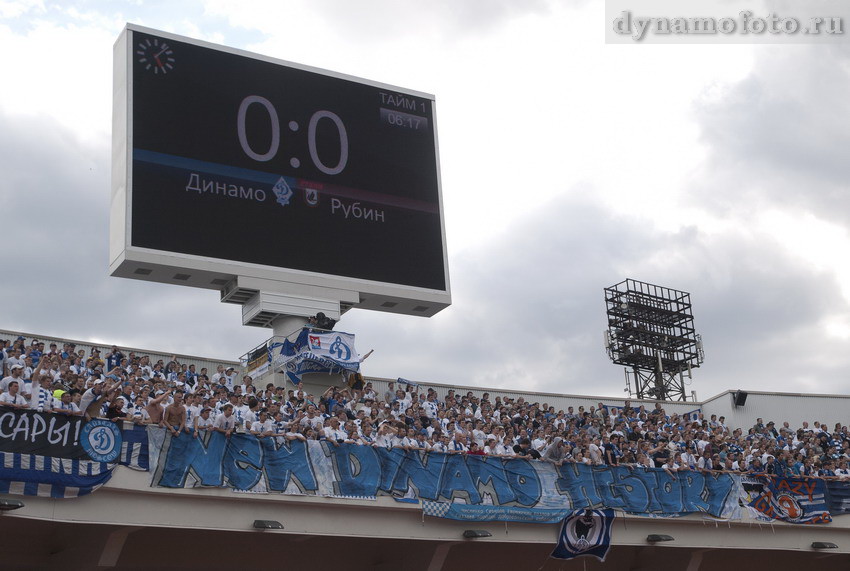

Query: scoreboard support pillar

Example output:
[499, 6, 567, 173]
[271, 314, 309, 338]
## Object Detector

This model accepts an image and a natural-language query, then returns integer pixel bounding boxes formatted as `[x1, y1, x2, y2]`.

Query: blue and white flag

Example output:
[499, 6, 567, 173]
[745, 475, 832, 524]
[423, 501, 571, 524]
[551, 509, 615, 562]
[0, 451, 116, 498]
[397, 378, 419, 389]
[285, 371, 302, 385]
[119, 423, 150, 471]
[683, 409, 703, 423]
[303, 330, 359, 365]
[273, 328, 361, 377]
[826, 480, 850, 515]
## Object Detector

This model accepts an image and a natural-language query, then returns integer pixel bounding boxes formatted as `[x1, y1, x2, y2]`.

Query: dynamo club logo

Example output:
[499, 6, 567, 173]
[551, 509, 615, 562]
[81, 419, 123, 463]
[329, 336, 352, 361]
[273, 176, 294, 206]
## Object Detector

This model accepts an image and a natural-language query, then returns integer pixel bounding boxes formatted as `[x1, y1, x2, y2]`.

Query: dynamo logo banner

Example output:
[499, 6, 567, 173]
[274, 328, 361, 379]
[551, 509, 615, 562]
[305, 331, 358, 364]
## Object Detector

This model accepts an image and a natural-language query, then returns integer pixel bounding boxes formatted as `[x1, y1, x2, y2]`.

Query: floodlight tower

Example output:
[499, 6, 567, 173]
[603, 279, 704, 402]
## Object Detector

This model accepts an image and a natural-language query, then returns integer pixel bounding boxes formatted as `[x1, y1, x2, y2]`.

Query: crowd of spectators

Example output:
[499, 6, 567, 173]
[3, 335, 850, 480]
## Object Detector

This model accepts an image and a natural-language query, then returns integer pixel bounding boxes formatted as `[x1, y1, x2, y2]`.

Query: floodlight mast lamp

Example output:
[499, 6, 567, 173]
[604, 279, 704, 402]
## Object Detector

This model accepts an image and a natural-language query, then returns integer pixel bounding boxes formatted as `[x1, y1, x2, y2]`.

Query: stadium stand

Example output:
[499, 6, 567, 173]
[4, 328, 850, 570]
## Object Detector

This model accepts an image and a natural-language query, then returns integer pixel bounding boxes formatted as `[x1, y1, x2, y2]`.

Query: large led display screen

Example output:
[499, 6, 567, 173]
[123, 26, 447, 293]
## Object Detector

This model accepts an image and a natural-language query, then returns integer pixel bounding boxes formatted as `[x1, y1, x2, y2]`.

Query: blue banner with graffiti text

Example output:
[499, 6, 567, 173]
[146, 428, 741, 520]
[744, 475, 832, 524]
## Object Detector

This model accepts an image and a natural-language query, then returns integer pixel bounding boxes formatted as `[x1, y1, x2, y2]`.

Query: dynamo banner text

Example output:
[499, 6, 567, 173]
[147, 429, 741, 519]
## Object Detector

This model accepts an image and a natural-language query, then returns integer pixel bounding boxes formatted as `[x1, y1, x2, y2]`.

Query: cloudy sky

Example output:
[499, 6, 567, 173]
[2, 0, 850, 400]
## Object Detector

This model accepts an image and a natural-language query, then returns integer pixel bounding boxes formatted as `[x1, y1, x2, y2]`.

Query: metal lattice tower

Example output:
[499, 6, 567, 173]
[603, 279, 704, 401]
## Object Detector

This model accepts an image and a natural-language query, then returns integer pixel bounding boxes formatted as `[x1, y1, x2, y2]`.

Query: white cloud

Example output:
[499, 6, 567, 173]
[0, 0, 44, 19]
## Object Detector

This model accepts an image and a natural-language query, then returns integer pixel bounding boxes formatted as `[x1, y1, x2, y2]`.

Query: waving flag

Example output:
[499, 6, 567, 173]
[551, 509, 615, 562]
[273, 328, 361, 378]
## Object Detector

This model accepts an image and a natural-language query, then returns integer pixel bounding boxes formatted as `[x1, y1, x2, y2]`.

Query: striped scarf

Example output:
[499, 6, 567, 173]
[37, 386, 51, 412]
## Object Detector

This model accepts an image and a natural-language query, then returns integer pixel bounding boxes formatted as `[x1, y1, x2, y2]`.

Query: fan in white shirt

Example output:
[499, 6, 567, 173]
[194, 408, 215, 437]
[250, 411, 275, 437]
[0, 380, 28, 409]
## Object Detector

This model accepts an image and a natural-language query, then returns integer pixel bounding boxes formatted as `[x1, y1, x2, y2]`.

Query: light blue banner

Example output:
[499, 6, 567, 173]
[423, 501, 572, 523]
[147, 429, 741, 519]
